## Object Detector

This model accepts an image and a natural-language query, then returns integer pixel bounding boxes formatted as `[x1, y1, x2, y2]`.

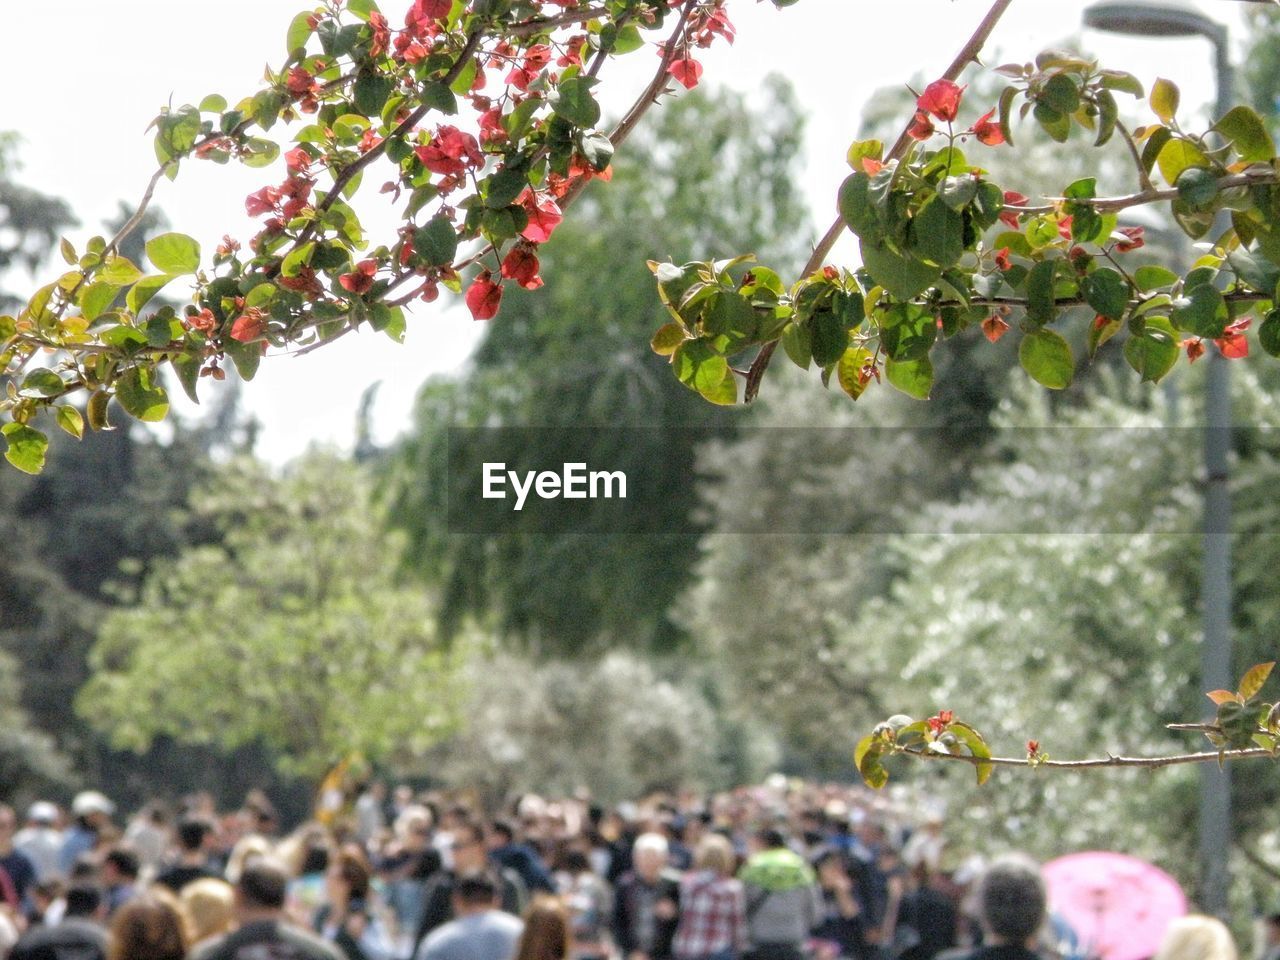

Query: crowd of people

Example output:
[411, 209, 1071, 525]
[0, 781, 1260, 960]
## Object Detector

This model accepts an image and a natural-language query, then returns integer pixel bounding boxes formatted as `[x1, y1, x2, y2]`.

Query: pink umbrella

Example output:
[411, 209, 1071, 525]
[1043, 851, 1187, 960]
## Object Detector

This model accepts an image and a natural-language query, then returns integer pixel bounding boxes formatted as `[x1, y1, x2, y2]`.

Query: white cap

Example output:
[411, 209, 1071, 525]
[27, 802, 58, 824]
[71, 791, 115, 817]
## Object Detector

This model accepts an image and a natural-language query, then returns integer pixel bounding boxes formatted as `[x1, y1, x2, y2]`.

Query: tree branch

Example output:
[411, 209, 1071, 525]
[1009, 169, 1277, 216]
[901, 744, 1276, 772]
[745, 0, 1016, 402]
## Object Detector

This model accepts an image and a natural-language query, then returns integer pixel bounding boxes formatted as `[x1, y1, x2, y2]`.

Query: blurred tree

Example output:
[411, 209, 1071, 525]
[387, 78, 809, 655]
[78, 454, 466, 779]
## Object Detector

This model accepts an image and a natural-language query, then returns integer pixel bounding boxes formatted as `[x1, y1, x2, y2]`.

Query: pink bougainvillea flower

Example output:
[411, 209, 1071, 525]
[917, 79, 964, 122]
[969, 108, 1004, 146]
[519, 191, 563, 244]
[466, 271, 503, 320]
[1115, 226, 1145, 253]
[229, 307, 267, 343]
[1184, 337, 1205, 363]
[415, 125, 483, 176]
[998, 191, 1029, 229]
[368, 10, 390, 58]
[1215, 318, 1250, 359]
[982, 315, 1010, 343]
[994, 247, 1012, 272]
[339, 259, 378, 295]
[668, 57, 703, 90]
[245, 186, 281, 217]
[906, 110, 935, 142]
[501, 244, 544, 290]
[284, 147, 312, 173]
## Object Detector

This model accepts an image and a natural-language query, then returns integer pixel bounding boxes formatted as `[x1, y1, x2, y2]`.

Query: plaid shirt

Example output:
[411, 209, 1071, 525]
[673, 871, 746, 960]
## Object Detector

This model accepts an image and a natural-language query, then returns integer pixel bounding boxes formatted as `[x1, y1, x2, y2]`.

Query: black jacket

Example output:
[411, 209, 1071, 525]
[10, 918, 107, 960]
[611, 871, 682, 960]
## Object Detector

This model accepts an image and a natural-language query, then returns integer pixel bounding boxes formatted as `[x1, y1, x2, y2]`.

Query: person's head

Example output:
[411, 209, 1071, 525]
[556, 849, 592, 877]
[326, 844, 372, 906]
[514, 896, 569, 960]
[489, 820, 517, 850]
[1153, 915, 1237, 960]
[451, 821, 489, 873]
[180, 878, 235, 945]
[103, 847, 142, 887]
[396, 805, 434, 849]
[753, 827, 787, 853]
[64, 884, 105, 922]
[632, 833, 669, 881]
[693, 834, 736, 878]
[27, 802, 59, 828]
[1266, 914, 1280, 947]
[451, 872, 499, 917]
[235, 860, 289, 917]
[176, 818, 212, 855]
[974, 854, 1047, 947]
[107, 889, 189, 960]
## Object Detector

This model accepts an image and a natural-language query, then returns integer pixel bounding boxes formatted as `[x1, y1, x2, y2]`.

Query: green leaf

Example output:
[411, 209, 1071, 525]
[143, 315, 182, 348]
[910, 196, 964, 268]
[1135, 265, 1179, 292]
[1259, 310, 1280, 358]
[170, 353, 202, 404]
[651, 322, 685, 357]
[115, 367, 170, 422]
[1150, 77, 1180, 123]
[126, 275, 175, 315]
[1020, 329, 1074, 389]
[1240, 661, 1275, 701]
[550, 77, 600, 128]
[780, 322, 811, 370]
[1041, 73, 1080, 114]
[413, 217, 459, 266]
[146, 232, 201, 275]
[1213, 106, 1275, 164]
[885, 355, 933, 399]
[838, 172, 881, 242]
[938, 175, 978, 212]
[1176, 167, 1220, 211]
[578, 130, 613, 172]
[347, 0, 379, 21]
[1024, 260, 1058, 325]
[860, 240, 940, 301]
[223, 338, 262, 381]
[2, 423, 48, 475]
[56, 405, 85, 440]
[486, 167, 528, 209]
[836, 347, 873, 399]
[1171, 285, 1228, 337]
[1033, 103, 1070, 143]
[1082, 268, 1130, 321]
[286, 10, 314, 53]
[100, 256, 143, 286]
[354, 75, 393, 117]
[879, 304, 936, 362]
[281, 242, 316, 278]
[1094, 89, 1119, 146]
[1124, 316, 1180, 382]
[1226, 247, 1280, 295]
[948, 721, 993, 785]
[240, 138, 280, 168]
[1099, 70, 1144, 98]
[810, 308, 849, 367]
[421, 82, 459, 116]
[18, 368, 65, 398]
[1088, 315, 1122, 358]
[1157, 139, 1210, 187]
[853, 735, 889, 790]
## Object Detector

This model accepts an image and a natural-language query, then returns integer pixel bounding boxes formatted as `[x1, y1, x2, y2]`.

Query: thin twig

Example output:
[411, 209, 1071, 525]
[1115, 119, 1155, 194]
[509, 5, 611, 38]
[745, 0, 1016, 402]
[1009, 170, 1277, 216]
[901, 745, 1276, 772]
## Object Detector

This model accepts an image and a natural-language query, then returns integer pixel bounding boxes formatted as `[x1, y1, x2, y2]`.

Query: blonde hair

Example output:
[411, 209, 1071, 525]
[693, 834, 736, 876]
[1153, 915, 1237, 960]
[180, 878, 235, 945]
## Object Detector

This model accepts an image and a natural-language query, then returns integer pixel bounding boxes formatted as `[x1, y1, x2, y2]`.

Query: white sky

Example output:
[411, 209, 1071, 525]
[0, 1, 1247, 462]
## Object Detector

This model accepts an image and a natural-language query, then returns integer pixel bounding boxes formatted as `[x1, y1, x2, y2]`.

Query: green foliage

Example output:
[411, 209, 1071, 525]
[79, 454, 465, 778]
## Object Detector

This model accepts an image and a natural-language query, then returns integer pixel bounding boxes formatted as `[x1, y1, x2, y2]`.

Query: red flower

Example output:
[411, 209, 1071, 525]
[286, 67, 316, 98]
[466, 271, 503, 320]
[185, 308, 218, 335]
[229, 308, 267, 343]
[969, 108, 1004, 146]
[359, 128, 383, 154]
[520, 191, 563, 244]
[1027, 740, 1040, 756]
[245, 186, 281, 217]
[861, 157, 884, 175]
[216, 235, 241, 257]
[279, 176, 313, 219]
[415, 125, 483, 176]
[398, 37, 431, 64]
[285, 147, 312, 173]
[478, 106, 507, 146]
[906, 110, 935, 142]
[507, 45, 551, 91]
[1114, 226, 1145, 253]
[983, 316, 1011, 342]
[409, 0, 451, 29]
[999, 191, 1029, 230]
[339, 259, 378, 295]
[278, 266, 323, 297]
[368, 10, 390, 58]
[926, 709, 955, 735]
[1184, 337, 1205, 363]
[1057, 215, 1073, 241]
[668, 57, 703, 90]
[994, 247, 1012, 272]
[1215, 318, 1250, 359]
[501, 244, 543, 290]
[917, 79, 964, 122]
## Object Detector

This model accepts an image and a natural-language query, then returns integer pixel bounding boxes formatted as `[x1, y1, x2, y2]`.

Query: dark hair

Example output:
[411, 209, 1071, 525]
[557, 850, 592, 875]
[454, 873, 499, 906]
[104, 847, 142, 880]
[756, 828, 788, 850]
[177, 818, 211, 853]
[455, 820, 486, 846]
[491, 820, 517, 845]
[301, 843, 331, 876]
[238, 860, 288, 910]
[334, 844, 373, 900]
[977, 854, 1047, 945]
[107, 889, 188, 960]
[65, 884, 103, 918]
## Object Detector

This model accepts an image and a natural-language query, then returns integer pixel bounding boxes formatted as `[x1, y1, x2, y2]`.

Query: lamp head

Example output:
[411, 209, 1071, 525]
[1082, 1, 1224, 41]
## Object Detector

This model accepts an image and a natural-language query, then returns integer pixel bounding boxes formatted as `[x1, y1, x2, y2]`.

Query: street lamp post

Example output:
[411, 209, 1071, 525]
[1082, 0, 1234, 919]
